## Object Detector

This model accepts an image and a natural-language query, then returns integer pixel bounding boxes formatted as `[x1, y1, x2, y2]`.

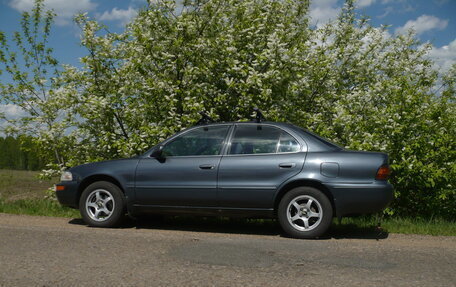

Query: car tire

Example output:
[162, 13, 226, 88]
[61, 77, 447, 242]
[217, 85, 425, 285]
[278, 186, 333, 239]
[79, 181, 126, 227]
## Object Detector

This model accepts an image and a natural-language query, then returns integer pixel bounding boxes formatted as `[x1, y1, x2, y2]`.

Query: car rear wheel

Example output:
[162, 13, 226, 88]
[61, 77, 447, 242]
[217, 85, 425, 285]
[79, 181, 126, 227]
[278, 187, 333, 239]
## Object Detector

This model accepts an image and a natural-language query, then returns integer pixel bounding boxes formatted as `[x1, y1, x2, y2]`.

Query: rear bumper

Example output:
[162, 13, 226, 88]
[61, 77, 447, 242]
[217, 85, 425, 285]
[327, 182, 393, 217]
[55, 181, 79, 209]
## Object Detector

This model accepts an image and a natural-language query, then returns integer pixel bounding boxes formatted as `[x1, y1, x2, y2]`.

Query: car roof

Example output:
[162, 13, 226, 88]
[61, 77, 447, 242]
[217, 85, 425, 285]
[196, 120, 295, 128]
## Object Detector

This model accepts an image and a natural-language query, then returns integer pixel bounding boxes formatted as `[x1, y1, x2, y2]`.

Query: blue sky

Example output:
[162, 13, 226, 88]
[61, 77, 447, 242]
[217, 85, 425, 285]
[0, 0, 455, 121]
[0, 0, 454, 70]
[0, 0, 145, 68]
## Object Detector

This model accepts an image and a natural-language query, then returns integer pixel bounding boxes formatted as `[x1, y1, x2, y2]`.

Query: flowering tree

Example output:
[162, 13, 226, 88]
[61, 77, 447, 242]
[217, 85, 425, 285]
[1, 0, 455, 218]
[0, 0, 74, 176]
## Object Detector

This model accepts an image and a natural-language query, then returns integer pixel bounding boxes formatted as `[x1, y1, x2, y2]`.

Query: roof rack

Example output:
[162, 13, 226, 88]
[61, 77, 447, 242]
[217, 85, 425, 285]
[253, 107, 265, 123]
[195, 111, 215, 125]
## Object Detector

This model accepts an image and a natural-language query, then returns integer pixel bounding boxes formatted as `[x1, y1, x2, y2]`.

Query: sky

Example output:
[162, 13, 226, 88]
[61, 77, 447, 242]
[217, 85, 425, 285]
[0, 0, 455, 122]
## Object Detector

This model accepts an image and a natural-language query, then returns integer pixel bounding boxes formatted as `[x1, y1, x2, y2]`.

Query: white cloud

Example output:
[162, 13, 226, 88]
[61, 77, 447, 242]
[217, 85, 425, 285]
[0, 104, 26, 119]
[379, 0, 416, 13]
[98, 7, 138, 26]
[0, 104, 26, 133]
[0, 104, 26, 135]
[310, 0, 374, 27]
[310, 0, 341, 27]
[9, 0, 97, 26]
[377, 6, 393, 19]
[357, 0, 376, 8]
[395, 15, 448, 35]
[428, 39, 456, 73]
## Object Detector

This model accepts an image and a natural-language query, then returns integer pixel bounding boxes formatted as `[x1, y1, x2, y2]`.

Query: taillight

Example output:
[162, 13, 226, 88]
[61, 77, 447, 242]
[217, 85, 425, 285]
[376, 165, 391, 180]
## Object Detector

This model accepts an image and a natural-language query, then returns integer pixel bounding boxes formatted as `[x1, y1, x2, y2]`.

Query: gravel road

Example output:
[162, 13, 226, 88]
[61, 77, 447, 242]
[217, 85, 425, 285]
[0, 213, 454, 287]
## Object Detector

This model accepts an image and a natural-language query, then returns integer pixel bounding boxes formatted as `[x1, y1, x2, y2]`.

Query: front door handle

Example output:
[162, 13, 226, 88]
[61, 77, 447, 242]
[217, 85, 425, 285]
[199, 164, 215, 170]
[279, 162, 296, 168]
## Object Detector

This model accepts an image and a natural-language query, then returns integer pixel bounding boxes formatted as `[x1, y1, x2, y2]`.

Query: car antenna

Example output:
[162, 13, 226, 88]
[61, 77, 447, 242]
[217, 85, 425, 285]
[253, 107, 265, 123]
[195, 111, 215, 125]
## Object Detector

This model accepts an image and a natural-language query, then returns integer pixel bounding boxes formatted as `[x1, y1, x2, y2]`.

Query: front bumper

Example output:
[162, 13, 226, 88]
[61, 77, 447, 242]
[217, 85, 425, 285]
[327, 181, 393, 217]
[55, 181, 79, 209]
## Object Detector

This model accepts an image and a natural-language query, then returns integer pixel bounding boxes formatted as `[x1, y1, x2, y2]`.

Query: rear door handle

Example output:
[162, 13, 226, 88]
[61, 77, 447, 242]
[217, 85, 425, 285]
[279, 162, 296, 168]
[199, 164, 215, 170]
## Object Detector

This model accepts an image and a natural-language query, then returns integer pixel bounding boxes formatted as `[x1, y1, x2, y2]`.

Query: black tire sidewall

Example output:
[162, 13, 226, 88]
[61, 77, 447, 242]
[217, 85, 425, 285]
[79, 181, 126, 227]
[278, 186, 333, 239]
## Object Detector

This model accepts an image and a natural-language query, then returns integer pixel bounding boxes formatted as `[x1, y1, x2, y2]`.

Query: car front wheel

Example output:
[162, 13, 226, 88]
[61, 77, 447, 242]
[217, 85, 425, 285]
[79, 181, 126, 227]
[278, 187, 333, 239]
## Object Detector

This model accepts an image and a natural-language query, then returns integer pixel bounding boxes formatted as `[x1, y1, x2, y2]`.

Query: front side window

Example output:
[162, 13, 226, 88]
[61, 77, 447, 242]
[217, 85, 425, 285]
[162, 125, 230, 156]
[229, 125, 300, 155]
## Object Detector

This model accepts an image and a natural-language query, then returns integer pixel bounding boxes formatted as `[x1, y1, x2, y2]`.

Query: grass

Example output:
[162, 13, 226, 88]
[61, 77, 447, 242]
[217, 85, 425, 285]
[0, 169, 454, 236]
[0, 198, 80, 218]
[0, 169, 56, 201]
[0, 168, 78, 218]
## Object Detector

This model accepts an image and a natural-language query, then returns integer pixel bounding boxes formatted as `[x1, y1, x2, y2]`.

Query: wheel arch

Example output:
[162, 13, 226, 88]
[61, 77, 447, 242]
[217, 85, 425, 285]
[274, 179, 336, 216]
[76, 174, 125, 207]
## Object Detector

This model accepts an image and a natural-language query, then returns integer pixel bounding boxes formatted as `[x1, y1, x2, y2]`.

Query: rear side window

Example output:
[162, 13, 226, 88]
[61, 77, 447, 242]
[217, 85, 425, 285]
[277, 132, 300, 153]
[229, 125, 300, 155]
[162, 125, 230, 156]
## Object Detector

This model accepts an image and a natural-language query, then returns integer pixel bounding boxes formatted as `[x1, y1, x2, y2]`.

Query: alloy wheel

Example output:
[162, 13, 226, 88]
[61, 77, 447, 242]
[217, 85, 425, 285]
[85, 189, 115, 222]
[286, 195, 323, 231]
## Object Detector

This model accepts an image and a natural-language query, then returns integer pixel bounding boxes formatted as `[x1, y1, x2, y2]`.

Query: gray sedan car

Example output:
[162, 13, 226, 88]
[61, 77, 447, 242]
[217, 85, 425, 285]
[56, 121, 393, 238]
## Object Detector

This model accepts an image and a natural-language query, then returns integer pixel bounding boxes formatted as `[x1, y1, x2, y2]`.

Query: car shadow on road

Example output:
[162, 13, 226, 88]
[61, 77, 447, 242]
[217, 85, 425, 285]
[68, 216, 389, 240]
[327, 223, 389, 240]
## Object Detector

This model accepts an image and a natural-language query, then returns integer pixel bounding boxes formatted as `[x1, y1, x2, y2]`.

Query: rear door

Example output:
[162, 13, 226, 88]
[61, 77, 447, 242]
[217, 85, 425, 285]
[217, 124, 305, 209]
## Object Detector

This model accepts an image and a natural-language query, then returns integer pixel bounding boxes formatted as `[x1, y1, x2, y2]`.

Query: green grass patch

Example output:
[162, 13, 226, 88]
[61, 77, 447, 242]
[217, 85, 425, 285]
[0, 198, 80, 218]
[334, 216, 456, 236]
[0, 169, 75, 217]
[0, 169, 57, 201]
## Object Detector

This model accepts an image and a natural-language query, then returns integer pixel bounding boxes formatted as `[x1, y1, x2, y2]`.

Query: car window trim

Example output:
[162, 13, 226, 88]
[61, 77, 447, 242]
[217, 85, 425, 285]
[224, 123, 303, 156]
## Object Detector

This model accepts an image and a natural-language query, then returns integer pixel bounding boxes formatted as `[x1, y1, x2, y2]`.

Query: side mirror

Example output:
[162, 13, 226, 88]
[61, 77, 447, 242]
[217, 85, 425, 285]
[150, 145, 164, 159]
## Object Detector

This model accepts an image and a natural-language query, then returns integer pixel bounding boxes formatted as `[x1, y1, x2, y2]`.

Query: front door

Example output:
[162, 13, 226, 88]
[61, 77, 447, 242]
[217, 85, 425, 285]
[135, 125, 231, 207]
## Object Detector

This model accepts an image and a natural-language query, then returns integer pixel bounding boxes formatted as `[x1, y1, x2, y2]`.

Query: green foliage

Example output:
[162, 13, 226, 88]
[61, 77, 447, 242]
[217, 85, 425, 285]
[0, 136, 47, 170]
[1, 0, 455, 219]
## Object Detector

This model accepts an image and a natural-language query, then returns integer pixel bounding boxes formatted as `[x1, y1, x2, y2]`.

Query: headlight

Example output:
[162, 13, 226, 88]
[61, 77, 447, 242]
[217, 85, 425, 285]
[60, 171, 73, 182]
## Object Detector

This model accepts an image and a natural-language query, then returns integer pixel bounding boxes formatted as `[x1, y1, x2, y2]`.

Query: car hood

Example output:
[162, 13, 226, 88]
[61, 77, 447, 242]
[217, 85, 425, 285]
[69, 157, 140, 175]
